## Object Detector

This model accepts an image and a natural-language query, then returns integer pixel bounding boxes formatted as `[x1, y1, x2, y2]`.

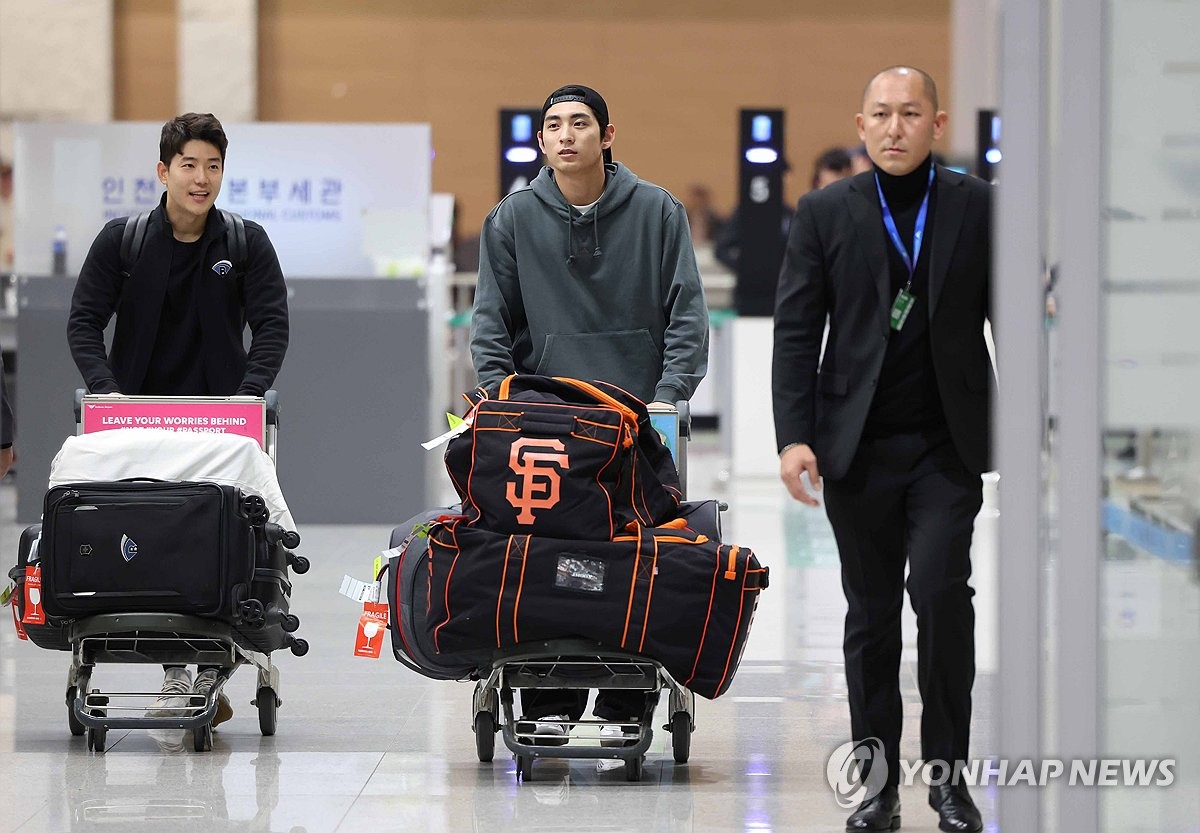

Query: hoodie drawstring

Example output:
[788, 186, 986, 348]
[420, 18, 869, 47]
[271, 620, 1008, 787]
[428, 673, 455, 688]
[566, 215, 575, 265]
[592, 209, 602, 258]
[566, 209, 603, 265]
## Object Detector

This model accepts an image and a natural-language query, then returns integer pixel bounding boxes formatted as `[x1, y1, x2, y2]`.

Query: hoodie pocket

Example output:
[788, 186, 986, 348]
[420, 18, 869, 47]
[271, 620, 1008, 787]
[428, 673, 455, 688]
[536, 330, 661, 399]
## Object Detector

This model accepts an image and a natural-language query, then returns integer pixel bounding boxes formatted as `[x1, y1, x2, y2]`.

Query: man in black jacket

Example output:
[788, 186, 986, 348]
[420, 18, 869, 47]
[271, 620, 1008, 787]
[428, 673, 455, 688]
[773, 67, 991, 832]
[69, 113, 288, 398]
[67, 113, 289, 727]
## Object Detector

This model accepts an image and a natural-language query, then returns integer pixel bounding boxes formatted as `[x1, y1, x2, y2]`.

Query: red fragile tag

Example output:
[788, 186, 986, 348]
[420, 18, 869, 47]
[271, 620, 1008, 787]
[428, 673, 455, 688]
[11, 594, 28, 640]
[353, 602, 389, 658]
[22, 565, 45, 625]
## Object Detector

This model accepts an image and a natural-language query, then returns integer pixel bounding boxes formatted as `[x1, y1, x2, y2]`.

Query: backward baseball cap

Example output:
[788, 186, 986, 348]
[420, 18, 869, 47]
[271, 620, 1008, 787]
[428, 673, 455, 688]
[540, 84, 613, 164]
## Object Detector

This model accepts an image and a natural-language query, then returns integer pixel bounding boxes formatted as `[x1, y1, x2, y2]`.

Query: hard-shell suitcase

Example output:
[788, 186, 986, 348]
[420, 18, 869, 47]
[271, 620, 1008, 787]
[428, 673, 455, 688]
[424, 516, 768, 699]
[8, 524, 73, 650]
[445, 375, 681, 540]
[40, 481, 267, 620]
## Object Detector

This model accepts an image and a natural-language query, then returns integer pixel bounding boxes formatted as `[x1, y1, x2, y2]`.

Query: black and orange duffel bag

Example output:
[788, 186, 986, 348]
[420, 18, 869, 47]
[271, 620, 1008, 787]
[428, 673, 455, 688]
[444, 375, 681, 540]
[422, 517, 768, 699]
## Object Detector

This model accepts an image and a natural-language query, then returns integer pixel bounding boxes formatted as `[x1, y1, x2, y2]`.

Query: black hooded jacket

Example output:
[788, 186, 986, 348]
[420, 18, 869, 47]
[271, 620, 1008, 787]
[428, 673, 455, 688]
[68, 196, 288, 396]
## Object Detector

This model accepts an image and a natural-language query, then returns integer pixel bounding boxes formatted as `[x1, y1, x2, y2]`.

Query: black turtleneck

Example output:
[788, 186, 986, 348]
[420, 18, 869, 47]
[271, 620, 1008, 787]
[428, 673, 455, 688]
[862, 154, 947, 440]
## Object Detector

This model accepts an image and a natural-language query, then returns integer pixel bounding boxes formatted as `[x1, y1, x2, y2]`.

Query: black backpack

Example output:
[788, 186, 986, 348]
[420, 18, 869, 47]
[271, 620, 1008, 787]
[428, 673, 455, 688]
[119, 208, 247, 276]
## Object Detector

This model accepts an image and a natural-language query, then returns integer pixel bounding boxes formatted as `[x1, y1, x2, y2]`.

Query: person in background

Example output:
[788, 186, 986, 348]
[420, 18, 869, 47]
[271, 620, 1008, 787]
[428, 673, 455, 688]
[848, 143, 873, 174]
[0, 159, 14, 272]
[810, 146, 854, 190]
[682, 183, 725, 245]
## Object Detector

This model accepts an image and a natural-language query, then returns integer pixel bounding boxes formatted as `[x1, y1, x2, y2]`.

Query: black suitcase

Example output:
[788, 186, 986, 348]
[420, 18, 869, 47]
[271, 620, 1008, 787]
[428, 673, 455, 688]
[231, 521, 304, 654]
[40, 481, 268, 620]
[8, 524, 73, 651]
[423, 508, 767, 699]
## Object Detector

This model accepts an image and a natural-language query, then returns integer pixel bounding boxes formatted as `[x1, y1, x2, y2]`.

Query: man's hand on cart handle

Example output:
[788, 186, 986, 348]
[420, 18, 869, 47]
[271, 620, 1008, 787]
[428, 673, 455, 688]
[780, 443, 822, 507]
[0, 446, 14, 479]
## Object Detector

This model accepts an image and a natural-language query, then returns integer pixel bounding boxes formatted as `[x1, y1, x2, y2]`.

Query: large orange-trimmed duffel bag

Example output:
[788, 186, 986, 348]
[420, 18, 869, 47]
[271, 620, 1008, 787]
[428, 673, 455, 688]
[444, 375, 681, 541]
[422, 517, 768, 699]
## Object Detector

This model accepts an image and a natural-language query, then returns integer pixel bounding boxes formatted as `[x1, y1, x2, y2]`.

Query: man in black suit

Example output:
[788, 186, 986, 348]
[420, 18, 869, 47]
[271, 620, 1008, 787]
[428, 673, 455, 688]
[772, 67, 991, 833]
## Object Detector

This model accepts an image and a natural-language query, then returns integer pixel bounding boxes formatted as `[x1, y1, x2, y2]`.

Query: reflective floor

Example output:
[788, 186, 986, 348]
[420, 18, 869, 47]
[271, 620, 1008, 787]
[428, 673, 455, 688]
[0, 438, 1001, 833]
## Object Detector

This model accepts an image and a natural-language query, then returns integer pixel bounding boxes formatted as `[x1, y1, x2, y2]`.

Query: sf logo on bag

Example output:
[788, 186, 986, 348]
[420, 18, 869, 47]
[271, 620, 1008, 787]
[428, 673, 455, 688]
[506, 438, 570, 524]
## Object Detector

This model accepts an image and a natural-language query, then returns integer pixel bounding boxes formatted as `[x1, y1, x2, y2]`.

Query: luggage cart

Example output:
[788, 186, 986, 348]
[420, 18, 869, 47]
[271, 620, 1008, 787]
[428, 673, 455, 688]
[55, 392, 308, 753]
[470, 639, 696, 782]
[470, 402, 720, 782]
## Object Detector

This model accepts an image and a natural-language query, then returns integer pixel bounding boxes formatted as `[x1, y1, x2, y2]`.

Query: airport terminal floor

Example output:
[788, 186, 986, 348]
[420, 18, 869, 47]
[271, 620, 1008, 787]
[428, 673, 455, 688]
[0, 433, 1004, 833]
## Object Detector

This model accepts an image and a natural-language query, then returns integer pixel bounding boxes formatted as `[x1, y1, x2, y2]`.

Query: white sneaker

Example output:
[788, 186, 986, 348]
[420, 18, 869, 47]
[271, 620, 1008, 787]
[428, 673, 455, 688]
[148, 667, 193, 718]
[599, 723, 634, 748]
[528, 713, 570, 746]
[193, 669, 233, 729]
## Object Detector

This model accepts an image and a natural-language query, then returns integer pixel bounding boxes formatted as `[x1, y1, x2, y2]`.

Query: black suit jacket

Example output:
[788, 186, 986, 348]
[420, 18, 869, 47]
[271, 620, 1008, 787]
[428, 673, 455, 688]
[772, 166, 994, 481]
[68, 200, 289, 396]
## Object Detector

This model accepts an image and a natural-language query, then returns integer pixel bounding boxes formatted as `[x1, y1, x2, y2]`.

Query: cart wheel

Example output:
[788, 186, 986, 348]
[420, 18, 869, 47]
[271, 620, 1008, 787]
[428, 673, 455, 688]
[670, 712, 691, 764]
[66, 687, 85, 737]
[625, 755, 643, 782]
[193, 722, 213, 752]
[256, 687, 279, 737]
[516, 754, 534, 782]
[474, 711, 495, 762]
[87, 726, 107, 753]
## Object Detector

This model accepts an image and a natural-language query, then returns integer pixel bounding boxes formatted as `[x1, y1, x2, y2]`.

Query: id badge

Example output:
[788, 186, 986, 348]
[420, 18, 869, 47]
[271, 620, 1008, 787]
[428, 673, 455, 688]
[889, 288, 916, 331]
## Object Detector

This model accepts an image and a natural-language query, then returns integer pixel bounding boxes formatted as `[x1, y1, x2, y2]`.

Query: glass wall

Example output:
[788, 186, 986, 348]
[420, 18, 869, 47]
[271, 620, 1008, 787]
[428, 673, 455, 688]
[1100, 1, 1200, 829]
[998, 1, 1199, 830]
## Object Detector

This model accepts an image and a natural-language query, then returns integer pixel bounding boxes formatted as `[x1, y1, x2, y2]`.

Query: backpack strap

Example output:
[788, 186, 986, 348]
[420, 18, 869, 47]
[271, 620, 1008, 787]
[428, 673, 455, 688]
[219, 209, 247, 271]
[119, 211, 151, 276]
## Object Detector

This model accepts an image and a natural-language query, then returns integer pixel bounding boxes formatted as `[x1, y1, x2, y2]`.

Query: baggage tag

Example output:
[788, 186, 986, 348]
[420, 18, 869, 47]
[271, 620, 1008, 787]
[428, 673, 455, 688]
[11, 593, 29, 641]
[339, 574, 381, 604]
[354, 602, 389, 658]
[22, 565, 46, 625]
[421, 413, 473, 451]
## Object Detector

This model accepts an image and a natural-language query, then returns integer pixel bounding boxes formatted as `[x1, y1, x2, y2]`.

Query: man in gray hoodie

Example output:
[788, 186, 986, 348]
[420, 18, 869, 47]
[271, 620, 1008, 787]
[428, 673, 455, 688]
[470, 84, 709, 744]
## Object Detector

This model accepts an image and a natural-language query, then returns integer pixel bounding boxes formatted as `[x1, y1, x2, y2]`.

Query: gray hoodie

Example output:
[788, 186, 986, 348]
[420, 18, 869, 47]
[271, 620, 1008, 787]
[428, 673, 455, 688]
[470, 163, 708, 405]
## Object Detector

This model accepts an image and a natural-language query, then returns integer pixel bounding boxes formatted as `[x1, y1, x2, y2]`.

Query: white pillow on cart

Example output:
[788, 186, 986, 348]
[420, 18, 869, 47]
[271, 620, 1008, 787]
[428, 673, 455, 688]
[48, 429, 297, 533]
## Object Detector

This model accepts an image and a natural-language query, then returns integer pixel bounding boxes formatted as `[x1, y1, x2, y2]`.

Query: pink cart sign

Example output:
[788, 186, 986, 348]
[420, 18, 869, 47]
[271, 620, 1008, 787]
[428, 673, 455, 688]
[81, 397, 267, 449]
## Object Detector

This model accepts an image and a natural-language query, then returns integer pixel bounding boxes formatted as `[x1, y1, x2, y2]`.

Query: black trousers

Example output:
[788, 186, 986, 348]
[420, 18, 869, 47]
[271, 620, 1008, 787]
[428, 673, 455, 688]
[520, 688, 647, 722]
[823, 429, 982, 787]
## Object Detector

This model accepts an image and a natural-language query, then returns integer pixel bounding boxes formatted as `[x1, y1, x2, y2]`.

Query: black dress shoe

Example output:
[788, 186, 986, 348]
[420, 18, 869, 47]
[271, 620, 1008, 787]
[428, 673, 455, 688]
[846, 785, 901, 831]
[928, 783, 983, 832]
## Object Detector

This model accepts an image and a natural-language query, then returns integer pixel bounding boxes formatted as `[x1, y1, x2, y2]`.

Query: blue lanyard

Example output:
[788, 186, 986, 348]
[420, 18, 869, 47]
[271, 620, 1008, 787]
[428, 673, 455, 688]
[875, 164, 935, 290]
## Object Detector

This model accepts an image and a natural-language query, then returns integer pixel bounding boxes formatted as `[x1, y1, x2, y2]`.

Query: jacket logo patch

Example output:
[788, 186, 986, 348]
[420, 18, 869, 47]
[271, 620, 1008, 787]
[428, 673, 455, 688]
[211, 259, 234, 276]
[506, 437, 570, 524]
[120, 534, 139, 563]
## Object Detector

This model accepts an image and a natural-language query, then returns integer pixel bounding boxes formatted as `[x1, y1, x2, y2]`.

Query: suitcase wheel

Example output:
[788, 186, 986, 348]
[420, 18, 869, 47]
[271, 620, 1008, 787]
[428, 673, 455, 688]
[288, 637, 309, 657]
[288, 553, 310, 574]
